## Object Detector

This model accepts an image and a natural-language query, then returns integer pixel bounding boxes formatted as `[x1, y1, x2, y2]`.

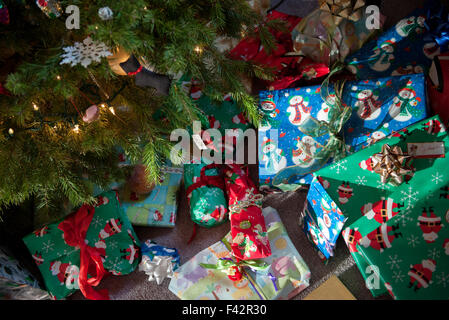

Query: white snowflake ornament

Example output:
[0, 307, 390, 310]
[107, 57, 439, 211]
[60, 37, 112, 68]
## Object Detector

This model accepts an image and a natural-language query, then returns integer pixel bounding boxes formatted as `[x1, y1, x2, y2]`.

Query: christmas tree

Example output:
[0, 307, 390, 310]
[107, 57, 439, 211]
[0, 0, 278, 215]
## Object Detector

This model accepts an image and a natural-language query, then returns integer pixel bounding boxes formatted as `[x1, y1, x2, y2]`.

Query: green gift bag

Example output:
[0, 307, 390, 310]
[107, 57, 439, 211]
[313, 116, 449, 299]
[184, 163, 228, 228]
[23, 191, 141, 300]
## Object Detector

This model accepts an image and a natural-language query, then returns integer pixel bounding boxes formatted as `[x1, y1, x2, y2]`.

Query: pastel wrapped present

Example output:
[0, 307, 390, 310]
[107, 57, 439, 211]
[258, 73, 428, 187]
[139, 240, 180, 285]
[312, 115, 449, 299]
[168, 207, 311, 300]
[23, 191, 141, 300]
[345, 0, 448, 79]
[302, 176, 347, 260]
[292, 0, 384, 66]
[223, 164, 271, 261]
[184, 163, 228, 228]
[120, 166, 183, 227]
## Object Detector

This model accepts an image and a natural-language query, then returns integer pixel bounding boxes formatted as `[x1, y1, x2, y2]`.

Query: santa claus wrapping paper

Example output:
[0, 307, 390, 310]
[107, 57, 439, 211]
[258, 72, 428, 188]
[310, 115, 449, 299]
[345, 0, 448, 80]
[23, 191, 141, 300]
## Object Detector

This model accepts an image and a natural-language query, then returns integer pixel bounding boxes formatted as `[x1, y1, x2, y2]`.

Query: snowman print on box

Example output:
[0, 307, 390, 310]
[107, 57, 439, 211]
[260, 137, 287, 174]
[389, 81, 421, 122]
[286, 95, 311, 127]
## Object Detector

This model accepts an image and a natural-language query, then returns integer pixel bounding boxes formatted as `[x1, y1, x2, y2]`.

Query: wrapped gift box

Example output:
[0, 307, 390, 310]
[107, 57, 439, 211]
[310, 115, 449, 299]
[168, 207, 311, 300]
[120, 166, 183, 227]
[427, 55, 449, 126]
[345, 0, 447, 79]
[23, 191, 141, 300]
[258, 73, 428, 187]
[302, 177, 347, 260]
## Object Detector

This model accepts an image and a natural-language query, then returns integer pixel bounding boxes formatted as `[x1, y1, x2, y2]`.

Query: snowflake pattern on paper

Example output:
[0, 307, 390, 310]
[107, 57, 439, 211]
[42, 240, 54, 253]
[90, 216, 104, 229]
[431, 172, 444, 185]
[355, 176, 367, 185]
[436, 272, 449, 288]
[60, 37, 112, 68]
[392, 270, 406, 283]
[406, 234, 421, 248]
[428, 248, 441, 260]
[330, 159, 348, 175]
[103, 256, 123, 271]
[386, 254, 402, 270]
[400, 186, 419, 210]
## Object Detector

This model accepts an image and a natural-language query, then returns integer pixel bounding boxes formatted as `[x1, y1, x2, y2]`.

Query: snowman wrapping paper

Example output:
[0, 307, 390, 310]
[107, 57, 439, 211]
[310, 115, 449, 299]
[120, 166, 183, 227]
[168, 207, 311, 300]
[23, 191, 141, 300]
[345, 0, 447, 80]
[258, 73, 428, 187]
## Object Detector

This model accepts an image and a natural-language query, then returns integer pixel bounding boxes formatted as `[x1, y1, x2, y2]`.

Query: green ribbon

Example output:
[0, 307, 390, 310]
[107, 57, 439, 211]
[200, 258, 269, 272]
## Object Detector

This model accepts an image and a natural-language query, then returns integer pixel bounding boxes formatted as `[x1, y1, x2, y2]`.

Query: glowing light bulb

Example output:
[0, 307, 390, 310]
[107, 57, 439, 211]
[109, 107, 116, 115]
[33, 103, 39, 111]
[8, 128, 14, 135]
[100, 103, 106, 108]
[73, 125, 80, 133]
[194, 46, 203, 54]
[56, 75, 61, 80]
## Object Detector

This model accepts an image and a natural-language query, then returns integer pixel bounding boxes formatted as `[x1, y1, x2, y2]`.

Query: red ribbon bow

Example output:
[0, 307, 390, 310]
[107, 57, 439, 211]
[58, 205, 110, 300]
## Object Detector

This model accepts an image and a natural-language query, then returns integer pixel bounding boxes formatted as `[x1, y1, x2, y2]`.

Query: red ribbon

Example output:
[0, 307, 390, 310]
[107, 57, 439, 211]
[127, 65, 143, 76]
[58, 205, 110, 300]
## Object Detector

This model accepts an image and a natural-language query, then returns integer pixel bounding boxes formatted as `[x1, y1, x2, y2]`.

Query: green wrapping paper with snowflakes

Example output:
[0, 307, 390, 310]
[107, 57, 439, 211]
[184, 163, 228, 228]
[313, 115, 449, 299]
[22, 191, 141, 300]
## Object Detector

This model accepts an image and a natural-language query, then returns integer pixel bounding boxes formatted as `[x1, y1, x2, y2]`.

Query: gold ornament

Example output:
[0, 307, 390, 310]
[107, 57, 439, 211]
[371, 144, 414, 186]
[107, 47, 131, 76]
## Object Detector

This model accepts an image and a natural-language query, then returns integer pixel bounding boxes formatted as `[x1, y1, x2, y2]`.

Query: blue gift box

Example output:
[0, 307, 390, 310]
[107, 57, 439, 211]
[302, 177, 347, 260]
[345, 0, 447, 79]
[258, 73, 428, 187]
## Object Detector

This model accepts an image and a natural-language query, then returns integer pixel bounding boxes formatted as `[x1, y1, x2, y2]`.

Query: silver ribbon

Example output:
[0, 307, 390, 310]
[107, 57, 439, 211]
[138, 255, 174, 285]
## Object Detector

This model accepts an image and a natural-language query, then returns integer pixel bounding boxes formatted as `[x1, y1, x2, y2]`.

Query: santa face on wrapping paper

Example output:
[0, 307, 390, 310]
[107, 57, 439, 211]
[408, 259, 436, 292]
[366, 130, 387, 146]
[210, 205, 227, 222]
[395, 16, 425, 38]
[32, 251, 44, 266]
[292, 136, 317, 167]
[190, 80, 203, 100]
[50, 261, 79, 289]
[369, 39, 396, 72]
[153, 210, 163, 222]
[99, 218, 122, 239]
[417, 208, 444, 243]
[232, 112, 248, 125]
[359, 223, 402, 253]
[287, 95, 311, 126]
[359, 157, 374, 171]
[422, 119, 445, 135]
[337, 182, 353, 204]
[361, 198, 403, 224]
[342, 227, 363, 253]
[354, 89, 381, 120]
[207, 115, 221, 129]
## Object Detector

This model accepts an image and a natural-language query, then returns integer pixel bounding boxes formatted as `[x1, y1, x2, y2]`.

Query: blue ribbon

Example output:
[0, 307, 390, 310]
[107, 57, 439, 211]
[424, 5, 449, 52]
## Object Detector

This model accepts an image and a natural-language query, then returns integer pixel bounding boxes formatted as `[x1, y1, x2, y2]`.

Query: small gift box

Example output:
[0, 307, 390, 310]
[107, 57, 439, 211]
[345, 0, 448, 79]
[184, 163, 228, 228]
[168, 207, 311, 300]
[139, 240, 180, 285]
[23, 191, 141, 300]
[311, 115, 449, 299]
[258, 72, 428, 187]
[427, 55, 449, 126]
[302, 177, 347, 260]
[120, 166, 183, 227]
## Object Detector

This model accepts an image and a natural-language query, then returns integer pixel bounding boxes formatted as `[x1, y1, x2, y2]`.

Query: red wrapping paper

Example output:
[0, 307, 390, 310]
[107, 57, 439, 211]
[223, 164, 271, 261]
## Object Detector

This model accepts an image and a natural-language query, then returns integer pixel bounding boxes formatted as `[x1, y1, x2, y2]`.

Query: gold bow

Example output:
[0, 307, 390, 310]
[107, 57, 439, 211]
[229, 188, 264, 214]
[320, 0, 366, 26]
[371, 144, 414, 186]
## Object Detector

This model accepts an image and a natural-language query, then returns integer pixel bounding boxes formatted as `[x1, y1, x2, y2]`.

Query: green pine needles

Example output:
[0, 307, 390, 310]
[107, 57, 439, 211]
[0, 0, 277, 215]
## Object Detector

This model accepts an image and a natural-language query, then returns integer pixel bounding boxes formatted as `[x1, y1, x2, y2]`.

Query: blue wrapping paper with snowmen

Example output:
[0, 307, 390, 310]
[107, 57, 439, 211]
[258, 73, 428, 187]
[302, 177, 347, 260]
[345, 0, 448, 79]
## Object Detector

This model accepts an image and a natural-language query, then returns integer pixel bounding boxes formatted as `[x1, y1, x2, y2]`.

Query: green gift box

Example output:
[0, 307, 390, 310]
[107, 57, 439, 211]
[313, 115, 449, 299]
[23, 191, 141, 300]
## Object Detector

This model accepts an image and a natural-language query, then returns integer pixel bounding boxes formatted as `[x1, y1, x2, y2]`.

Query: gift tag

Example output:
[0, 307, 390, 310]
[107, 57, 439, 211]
[407, 142, 445, 158]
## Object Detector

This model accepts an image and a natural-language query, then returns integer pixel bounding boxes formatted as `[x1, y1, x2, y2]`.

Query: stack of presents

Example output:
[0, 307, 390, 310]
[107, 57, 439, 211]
[2, 0, 449, 300]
